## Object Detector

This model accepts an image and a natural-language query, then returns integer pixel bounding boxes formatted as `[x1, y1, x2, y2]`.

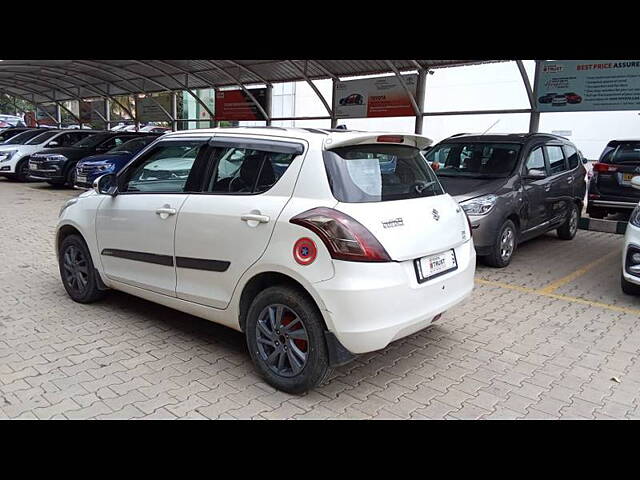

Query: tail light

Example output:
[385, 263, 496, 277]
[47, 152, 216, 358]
[290, 207, 391, 262]
[593, 163, 618, 173]
[377, 135, 404, 143]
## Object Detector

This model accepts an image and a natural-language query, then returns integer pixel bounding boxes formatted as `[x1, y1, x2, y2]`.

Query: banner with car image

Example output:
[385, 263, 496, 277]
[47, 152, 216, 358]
[536, 60, 640, 112]
[334, 74, 418, 118]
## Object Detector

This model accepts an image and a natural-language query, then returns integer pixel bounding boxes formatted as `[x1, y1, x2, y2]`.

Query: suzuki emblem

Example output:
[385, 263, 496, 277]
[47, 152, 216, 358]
[432, 209, 440, 221]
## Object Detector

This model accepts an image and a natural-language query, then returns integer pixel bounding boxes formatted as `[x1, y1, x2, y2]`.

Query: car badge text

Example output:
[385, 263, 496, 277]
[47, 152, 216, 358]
[382, 217, 404, 229]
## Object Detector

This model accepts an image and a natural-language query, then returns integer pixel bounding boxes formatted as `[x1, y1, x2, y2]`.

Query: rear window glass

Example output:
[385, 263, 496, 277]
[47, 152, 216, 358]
[601, 142, 640, 164]
[425, 142, 521, 178]
[25, 131, 60, 145]
[323, 144, 443, 203]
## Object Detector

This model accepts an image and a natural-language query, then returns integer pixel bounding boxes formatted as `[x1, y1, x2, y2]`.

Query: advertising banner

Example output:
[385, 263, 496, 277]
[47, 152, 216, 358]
[36, 104, 58, 126]
[334, 74, 418, 118]
[536, 60, 640, 112]
[137, 93, 172, 122]
[215, 88, 268, 121]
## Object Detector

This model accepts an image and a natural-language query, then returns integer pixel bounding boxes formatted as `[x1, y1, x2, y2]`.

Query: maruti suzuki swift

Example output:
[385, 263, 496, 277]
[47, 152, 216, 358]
[56, 127, 475, 393]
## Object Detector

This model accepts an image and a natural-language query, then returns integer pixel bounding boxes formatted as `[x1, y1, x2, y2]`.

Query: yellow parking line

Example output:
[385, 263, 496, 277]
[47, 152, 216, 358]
[476, 278, 640, 316]
[536, 249, 621, 294]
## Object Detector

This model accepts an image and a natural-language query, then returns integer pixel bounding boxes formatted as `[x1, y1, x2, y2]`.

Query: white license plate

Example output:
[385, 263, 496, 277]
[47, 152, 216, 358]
[415, 249, 458, 283]
[622, 173, 637, 186]
[77, 175, 87, 184]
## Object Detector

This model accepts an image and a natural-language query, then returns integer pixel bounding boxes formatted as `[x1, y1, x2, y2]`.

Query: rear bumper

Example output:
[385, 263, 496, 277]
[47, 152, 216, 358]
[313, 240, 476, 354]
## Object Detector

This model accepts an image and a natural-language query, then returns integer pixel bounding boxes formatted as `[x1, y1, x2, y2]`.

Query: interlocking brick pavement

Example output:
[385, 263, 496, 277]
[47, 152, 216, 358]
[1, 178, 639, 420]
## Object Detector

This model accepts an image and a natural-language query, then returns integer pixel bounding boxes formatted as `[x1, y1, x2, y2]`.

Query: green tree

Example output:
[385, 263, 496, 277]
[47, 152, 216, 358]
[0, 94, 34, 116]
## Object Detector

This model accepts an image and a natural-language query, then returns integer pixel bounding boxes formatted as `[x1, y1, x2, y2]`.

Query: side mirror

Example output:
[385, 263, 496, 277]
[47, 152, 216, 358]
[47, 141, 59, 147]
[631, 176, 640, 191]
[523, 169, 547, 179]
[93, 173, 118, 196]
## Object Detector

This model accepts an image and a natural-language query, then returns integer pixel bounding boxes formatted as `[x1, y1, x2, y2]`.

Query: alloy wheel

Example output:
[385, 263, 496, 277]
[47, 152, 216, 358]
[569, 207, 578, 236]
[62, 245, 89, 294]
[255, 304, 308, 377]
[500, 227, 515, 262]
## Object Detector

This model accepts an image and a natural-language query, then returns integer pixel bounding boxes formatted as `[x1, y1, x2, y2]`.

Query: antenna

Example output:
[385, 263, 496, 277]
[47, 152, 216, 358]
[480, 119, 500, 136]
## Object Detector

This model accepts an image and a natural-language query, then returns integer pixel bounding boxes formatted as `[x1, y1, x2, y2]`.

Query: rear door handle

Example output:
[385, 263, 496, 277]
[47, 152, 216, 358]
[241, 213, 270, 223]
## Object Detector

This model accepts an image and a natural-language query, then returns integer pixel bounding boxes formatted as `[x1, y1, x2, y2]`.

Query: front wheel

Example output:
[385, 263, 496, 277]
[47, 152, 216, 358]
[14, 159, 31, 182]
[482, 219, 517, 268]
[246, 285, 331, 394]
[557, 203, 579, 240]
[64, 165, 77, 188]
[59, 234, 106, 303]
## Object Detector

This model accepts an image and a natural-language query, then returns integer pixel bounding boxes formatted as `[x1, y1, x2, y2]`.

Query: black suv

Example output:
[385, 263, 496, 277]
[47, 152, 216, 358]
[28, 131, 158, 187]
[587, 139, 640, 218]
[425, 133, 587, 267]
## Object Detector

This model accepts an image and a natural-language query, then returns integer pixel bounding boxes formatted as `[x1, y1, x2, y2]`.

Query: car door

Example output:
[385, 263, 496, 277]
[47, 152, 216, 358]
[174, 135, 306, 309]
[95, 139, 208, 296]
[521, 145, 551, 232]
[544, 144, 572, 224]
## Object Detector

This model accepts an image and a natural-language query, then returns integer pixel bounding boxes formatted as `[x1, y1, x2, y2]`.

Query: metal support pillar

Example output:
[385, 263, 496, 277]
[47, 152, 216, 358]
[414, 69, 427, 134]
[104, 98, 111, 130]
[265, 84, 273, 126]
[528, 60, 542, 133]
[134, 96, 140, 131]
[55, 104, 62, 128]
[171, 92, 178, 131]
[331, 78, 338, 128]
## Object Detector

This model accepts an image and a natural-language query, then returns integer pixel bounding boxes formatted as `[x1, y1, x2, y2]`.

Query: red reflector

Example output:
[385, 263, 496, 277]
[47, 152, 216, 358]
[589, 194, 600, 199]
[377, 135, 404, 143]
[293, 238, 317, 265]
[593, 163, 618, 173]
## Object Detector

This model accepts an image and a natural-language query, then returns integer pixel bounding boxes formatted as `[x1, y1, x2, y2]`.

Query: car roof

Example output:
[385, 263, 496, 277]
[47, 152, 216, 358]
[162, 126, 433, 150]
[438, 132, 572, 144]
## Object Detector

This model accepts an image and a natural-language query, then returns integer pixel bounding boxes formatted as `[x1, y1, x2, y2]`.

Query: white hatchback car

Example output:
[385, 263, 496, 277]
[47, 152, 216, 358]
[56, 127, 476, 393]
[622, 176, 640, 295]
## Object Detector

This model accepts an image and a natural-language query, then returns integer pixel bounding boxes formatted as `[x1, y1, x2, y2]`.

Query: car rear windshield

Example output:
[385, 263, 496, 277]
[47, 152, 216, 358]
[323, 144, 443, 203]
[601, 142, 640, 164]
[4, 129, 47, 145]
[426, 142, 521, 178]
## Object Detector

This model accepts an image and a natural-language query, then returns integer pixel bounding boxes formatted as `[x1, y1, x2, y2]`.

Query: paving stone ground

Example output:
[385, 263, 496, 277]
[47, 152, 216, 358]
[1, 178, 639, 420]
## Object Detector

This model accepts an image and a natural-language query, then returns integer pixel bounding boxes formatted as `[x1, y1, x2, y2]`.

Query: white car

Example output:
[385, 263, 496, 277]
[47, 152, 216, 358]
[622, 176, 640, 295]
[56, 127, 476, 393]
[0, 129, 98, 181]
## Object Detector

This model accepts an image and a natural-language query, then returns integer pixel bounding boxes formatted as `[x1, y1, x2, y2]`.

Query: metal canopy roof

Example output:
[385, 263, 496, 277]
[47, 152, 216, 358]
[0, 60, 504, 105]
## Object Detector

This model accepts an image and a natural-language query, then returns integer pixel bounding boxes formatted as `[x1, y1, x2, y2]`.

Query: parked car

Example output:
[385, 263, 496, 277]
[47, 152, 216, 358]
[552, 95, 568, 106]
[74, 135, 161, 188]
[55, 127, 475, 393]
[29, 131, 153, 187]
[565, 92, 583, 104]
[339, 94, 364, 106]
[425, 133, 587, 267]
[0, 114, 26, 128]
[139, 125, 171, 133]
[0, 127, 37, 144]
[0, 129, 98, 181]
[538, 93, 558, 104]
[622, 176, 640, 295]
[587, 140, 640, 219]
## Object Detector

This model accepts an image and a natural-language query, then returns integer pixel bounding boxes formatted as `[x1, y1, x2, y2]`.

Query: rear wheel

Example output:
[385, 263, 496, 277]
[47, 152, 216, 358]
[59, 234, 106, 303]
[482, 219, 517, 268]
[557, 203, 579, 240]
[621, 274, 640, 295]
[246, 285, 330, 394]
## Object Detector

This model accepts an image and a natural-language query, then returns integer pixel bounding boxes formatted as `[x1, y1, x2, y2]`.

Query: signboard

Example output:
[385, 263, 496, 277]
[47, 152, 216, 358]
[215, 88, 268, 121]
[334, 74, 418, 118]
[536, 60, 640, 112]
[136, 93, 172, 122]
[36, 104, 57, 126]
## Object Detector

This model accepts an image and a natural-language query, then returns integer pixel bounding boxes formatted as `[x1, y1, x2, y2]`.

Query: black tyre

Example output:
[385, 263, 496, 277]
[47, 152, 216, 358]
[557, 203, 579, 240]
[482, 219, 517, 268]
[246, 285, 330, 394]
[621, 274, 640, 296]
[587, 206, 606, 219]
[58, 234, 106, 303]
[14, 159, 31, 182]
[64, 165, 77, 188]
